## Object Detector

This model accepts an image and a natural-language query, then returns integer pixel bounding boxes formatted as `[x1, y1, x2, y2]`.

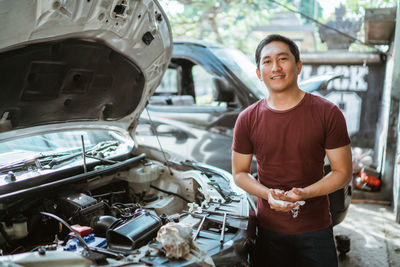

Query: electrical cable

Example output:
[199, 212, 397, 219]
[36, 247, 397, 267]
[150, 184, 190, 203]
[39, 212, 90, 251]
[266, 0, 384, 52]
[91, 190, 127, 198]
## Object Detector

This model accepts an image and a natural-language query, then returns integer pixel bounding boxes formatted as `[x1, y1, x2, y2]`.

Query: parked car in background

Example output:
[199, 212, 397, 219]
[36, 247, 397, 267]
[0, 1, 250, 266]
[137, 40, 351, 226]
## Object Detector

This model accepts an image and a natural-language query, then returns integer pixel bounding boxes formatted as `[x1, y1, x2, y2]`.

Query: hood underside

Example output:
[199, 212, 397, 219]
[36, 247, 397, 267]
[0, 0, 172, 132]
[0, 39, 145, 128]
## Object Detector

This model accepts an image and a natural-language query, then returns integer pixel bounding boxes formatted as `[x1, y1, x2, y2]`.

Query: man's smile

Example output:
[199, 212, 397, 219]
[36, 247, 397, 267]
[271, 75, 285, 80]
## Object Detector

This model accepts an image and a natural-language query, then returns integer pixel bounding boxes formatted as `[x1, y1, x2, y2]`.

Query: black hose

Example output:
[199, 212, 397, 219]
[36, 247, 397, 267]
[0, 153, 146, 202]
[150, 185, 190, 203]
[40, 212, 89, 251]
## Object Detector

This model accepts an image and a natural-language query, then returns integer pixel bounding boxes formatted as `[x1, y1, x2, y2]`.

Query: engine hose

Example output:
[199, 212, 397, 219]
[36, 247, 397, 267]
[150, 184, 190, 203]
[40, 212, 89, 251]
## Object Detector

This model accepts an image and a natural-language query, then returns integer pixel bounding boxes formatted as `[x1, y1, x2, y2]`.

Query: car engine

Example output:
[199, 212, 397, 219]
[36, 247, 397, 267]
[0, 148, 249, 266]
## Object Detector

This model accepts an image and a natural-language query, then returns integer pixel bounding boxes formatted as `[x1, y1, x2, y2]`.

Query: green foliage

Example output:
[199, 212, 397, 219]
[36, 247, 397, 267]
[299, 0, 323, 24]
[159, 0, 281, 55]
[328, 0, 397, 51]
[345, 0, 397, 17]
[159, 0, 397, 54]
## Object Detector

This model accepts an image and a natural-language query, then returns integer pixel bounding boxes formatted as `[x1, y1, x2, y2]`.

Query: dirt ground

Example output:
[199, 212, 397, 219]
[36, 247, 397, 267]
[334, 202, 400, 267]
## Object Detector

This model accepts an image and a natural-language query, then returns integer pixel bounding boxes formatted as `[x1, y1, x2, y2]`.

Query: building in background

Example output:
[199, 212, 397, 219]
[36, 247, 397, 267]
[252, 11, 317, 51]
[251, 3, 400, 216]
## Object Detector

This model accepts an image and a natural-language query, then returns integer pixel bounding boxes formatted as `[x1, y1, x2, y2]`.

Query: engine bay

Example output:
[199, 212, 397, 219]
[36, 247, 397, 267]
[0, 150, 249, 266]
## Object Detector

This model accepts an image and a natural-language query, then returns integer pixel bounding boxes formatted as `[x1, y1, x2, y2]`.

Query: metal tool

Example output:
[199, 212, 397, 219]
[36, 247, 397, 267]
[183, 211, 230, 226]
[206, 210, 249, 220]
[220, 212, 227, 247]
[193, 214, 208, 241]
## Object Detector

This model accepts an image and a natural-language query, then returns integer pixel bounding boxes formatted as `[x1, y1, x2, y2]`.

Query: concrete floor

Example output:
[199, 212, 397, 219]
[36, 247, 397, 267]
[334, 202, 400, 267]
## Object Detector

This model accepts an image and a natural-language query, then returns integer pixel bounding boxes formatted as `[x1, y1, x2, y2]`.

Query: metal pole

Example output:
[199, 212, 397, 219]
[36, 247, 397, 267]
[81, 135, 87, 173]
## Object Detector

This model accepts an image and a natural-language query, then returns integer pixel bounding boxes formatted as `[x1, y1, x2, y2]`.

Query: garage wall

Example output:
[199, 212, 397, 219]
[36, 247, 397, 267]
[390, 1, 400, 222]
[299, 53, 385, 149]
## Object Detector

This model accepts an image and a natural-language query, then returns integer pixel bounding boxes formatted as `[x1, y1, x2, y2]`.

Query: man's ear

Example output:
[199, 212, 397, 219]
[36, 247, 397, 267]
[297, 60, 302, 74]
[256, 68, 262, 80]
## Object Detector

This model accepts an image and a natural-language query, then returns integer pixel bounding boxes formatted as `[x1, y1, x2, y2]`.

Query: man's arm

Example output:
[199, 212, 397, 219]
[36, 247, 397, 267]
[232, 151, 298, 211]
[274, 144, 352, 201]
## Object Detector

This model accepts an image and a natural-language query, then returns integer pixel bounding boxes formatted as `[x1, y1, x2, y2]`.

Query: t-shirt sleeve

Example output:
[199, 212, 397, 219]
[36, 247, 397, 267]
[325, 105, 351, 149]
[232, 110, 253, 154]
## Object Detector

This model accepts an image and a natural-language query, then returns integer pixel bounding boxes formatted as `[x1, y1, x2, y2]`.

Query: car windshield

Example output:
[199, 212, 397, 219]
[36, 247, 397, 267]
[210, 47, 266, 99]
[0, 129, 132, 168]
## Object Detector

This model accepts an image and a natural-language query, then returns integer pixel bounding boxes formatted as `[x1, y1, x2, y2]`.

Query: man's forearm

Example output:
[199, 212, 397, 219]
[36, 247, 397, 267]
[233, 172, 269, 200]
[302, 169, 352, 199]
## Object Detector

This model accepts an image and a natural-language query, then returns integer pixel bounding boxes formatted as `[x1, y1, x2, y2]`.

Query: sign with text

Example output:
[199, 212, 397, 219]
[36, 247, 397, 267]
[299, 63, 385, 148]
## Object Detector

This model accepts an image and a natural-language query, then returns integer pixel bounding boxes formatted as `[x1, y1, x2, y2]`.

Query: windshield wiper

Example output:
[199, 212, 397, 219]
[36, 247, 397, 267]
[45, 140, 120, 169]
[0, 153, 66, 173]
[0, 152, 81, 173]
[0, 140, 120, 173]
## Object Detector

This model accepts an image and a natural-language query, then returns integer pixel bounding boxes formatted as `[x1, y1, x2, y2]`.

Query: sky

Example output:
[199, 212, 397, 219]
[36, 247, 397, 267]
[318, 0, 345, 18]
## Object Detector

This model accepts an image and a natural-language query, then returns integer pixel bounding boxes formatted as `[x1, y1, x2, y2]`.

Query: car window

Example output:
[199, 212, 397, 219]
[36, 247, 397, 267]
[192, 65, 213, 105]
[156, 68, 178, 94]
[210, 47, 266, 99]
[192, 65, 226, 107]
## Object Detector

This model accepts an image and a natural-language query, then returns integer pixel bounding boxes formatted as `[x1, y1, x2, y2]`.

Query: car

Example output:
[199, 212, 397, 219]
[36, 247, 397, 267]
[0, 1, 250, 266]
[137, 40, 351, 226]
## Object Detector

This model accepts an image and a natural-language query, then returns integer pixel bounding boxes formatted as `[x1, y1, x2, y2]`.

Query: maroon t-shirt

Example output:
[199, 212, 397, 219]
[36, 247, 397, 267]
[232, 93, 350, 234]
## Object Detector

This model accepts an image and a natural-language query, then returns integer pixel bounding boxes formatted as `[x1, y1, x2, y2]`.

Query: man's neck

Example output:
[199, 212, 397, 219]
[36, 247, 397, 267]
[266, 87, 305, 111]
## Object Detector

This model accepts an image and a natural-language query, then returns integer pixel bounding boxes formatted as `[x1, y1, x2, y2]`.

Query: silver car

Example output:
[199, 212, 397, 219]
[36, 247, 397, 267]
[0, 1, 249, 266]
[138, 40, 350, 226]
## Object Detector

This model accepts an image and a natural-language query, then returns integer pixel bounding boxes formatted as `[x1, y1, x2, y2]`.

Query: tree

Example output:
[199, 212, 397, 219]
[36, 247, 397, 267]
[159, 0, 397, 54]
[345, 0, 397, 17]
[159, 0, 282, 55]
[338, 0, 397, 51]
[298, 0, 323, 24]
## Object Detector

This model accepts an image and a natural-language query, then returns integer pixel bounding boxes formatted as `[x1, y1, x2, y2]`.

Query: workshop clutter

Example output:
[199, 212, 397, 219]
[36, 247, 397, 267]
[355, 167, 381, 191]
[352, 147, 381, 191]
[157, 222, 214, 266]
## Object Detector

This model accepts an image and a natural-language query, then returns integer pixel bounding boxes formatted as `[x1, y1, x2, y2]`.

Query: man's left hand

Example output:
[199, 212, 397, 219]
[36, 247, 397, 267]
[272, 187, 307, 202]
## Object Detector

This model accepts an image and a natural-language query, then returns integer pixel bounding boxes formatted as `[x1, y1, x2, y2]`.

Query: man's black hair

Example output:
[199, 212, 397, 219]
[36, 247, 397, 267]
[255, 34, 300, 68]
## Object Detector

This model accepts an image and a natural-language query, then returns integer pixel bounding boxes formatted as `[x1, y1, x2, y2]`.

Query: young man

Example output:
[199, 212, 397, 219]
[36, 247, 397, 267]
[232, 34, 352, 267]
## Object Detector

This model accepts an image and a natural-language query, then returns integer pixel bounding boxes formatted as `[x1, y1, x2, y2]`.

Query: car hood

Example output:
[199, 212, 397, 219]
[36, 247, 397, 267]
[299, 74, 343, 92]
[0, 0, 172, 135]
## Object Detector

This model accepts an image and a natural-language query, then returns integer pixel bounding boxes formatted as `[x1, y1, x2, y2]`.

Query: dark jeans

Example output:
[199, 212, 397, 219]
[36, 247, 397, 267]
[254, 226, 338, 267]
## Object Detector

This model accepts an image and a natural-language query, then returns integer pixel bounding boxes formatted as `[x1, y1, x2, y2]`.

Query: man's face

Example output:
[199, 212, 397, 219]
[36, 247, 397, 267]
[256, 41, 302, 93]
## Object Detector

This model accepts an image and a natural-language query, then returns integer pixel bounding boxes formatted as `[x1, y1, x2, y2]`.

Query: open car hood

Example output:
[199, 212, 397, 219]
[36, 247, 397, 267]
[0, 0, 172, 134]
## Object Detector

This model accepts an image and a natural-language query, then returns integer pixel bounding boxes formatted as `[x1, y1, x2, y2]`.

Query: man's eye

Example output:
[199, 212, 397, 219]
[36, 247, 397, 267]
[279, 58, 287, 61]
[263, 60, 271, 64]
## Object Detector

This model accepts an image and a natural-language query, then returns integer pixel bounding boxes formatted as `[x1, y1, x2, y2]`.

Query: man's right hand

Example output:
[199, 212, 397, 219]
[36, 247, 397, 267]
[232, 151, 300, 213]
[267, 189, 299, 212]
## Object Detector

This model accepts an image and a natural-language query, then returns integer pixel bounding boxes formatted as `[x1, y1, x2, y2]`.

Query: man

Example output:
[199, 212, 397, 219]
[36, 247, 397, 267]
[232, 34, 352, 267]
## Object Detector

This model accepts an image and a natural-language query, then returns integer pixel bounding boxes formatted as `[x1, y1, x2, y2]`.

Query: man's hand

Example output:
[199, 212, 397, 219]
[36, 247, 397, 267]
[269, 144, 352, 203]
[268, 189, 300, 212]
[271, 187, 306, 202]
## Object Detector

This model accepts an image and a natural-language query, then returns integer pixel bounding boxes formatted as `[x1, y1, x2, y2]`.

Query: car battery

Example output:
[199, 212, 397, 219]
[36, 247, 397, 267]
[58, 193, 104, 226]
[60, 234, 107, 252]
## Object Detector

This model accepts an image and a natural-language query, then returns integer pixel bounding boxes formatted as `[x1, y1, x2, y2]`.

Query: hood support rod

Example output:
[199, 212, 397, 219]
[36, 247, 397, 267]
[81, 135, 87, 173]
[145, 107, 173, 175]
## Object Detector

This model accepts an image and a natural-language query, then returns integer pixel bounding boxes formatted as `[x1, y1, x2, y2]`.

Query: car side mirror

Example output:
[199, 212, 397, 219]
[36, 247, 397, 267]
[212, 77, 235, 103]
